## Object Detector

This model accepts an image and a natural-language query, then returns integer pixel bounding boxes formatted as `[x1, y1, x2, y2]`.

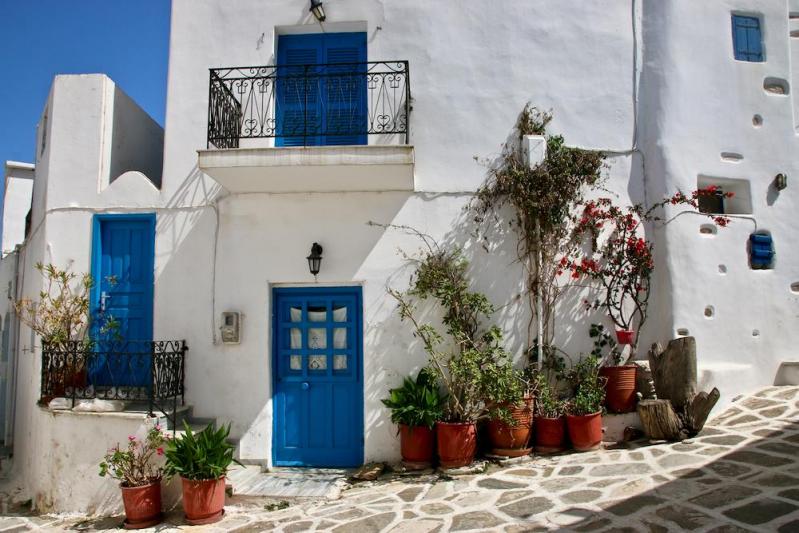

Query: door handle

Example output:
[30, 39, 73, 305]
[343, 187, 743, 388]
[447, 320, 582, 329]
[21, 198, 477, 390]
[301, 382, 310, 390]
[100, 291, 110, 312]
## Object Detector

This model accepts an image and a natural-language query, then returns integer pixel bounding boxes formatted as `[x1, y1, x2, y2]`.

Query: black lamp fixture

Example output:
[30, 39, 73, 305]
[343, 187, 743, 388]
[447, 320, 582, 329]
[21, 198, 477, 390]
[307, 242, 323, 279]
[310, 0, 326, 22]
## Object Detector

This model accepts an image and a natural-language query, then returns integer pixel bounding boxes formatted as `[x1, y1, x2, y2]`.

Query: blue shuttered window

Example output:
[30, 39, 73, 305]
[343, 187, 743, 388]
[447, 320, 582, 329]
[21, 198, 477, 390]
[276, 32, 367, 146]
[732, 15, 763, 62]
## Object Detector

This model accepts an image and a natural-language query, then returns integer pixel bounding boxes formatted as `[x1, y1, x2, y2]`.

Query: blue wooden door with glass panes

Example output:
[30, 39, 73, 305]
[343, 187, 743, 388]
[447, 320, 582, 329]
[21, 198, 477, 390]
[89, 214, 155, 387]
[276, 32, 367, 146]
[272, 287, 363, 467]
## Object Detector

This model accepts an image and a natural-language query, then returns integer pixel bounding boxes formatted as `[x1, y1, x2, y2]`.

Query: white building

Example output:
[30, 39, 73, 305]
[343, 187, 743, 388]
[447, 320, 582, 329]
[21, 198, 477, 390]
[0, 0, 796, 513]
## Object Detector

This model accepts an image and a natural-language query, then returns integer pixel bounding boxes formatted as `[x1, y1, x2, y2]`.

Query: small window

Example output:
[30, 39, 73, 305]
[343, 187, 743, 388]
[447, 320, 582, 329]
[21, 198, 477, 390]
[732, 15, 763, 62]
[698, 189, 726, 214]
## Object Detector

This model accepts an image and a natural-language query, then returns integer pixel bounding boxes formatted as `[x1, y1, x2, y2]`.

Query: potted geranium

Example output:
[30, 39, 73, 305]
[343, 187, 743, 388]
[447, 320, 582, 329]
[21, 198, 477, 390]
[99, 424, 169, 529]
[565, 356, 606, 452]
[533, 373, 567, 453]
[381, 368, 446, 467]
[164, 422, 240, 525]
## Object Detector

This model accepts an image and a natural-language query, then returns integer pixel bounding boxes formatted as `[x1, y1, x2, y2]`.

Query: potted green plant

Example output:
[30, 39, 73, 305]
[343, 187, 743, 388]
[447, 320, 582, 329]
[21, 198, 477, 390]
[588, 323, 637, 414]
[485, 363, 534, 457]
[381, 368, 446, 467]
[565, 356, 606, 451]
[99, 424, 169, 529]
[164, 422, 240, 525]
[532, 373, 567, 453]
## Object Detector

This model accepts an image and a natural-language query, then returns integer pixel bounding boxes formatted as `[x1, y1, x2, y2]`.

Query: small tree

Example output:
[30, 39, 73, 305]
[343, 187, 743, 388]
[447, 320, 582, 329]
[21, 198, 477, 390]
[14, 262, 119, 348]
[473, 105, 606, 366]
[378, 224, 526, 423]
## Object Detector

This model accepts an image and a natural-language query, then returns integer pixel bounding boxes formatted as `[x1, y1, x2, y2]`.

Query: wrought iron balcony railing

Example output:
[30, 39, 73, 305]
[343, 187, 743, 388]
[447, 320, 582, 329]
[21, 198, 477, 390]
[207, 61, 410, 149]
[41, 340, 187, 428]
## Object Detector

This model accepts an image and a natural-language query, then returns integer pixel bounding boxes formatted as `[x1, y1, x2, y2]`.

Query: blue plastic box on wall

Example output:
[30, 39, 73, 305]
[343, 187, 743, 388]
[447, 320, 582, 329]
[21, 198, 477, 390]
[749, 233, 774, 269]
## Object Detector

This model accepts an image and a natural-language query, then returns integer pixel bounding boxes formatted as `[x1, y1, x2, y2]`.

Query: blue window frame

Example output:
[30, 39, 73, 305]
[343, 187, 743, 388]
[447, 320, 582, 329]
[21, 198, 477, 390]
[276, 32, 367, 147]
[732, 15, 763, 62]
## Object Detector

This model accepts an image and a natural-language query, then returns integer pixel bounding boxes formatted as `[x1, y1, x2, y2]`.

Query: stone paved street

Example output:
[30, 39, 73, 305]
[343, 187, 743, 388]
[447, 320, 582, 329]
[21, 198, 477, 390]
[4, 386, 799, 532]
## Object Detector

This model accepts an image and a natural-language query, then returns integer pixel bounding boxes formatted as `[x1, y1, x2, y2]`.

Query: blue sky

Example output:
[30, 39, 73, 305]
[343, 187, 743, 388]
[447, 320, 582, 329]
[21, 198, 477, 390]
[0, 1, 171, 167]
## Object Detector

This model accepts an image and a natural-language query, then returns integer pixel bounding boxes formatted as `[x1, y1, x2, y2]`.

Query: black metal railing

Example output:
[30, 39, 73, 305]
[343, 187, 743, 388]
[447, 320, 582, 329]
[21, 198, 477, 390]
[207, 61, 410, 148]
[41, 340, 187, 428]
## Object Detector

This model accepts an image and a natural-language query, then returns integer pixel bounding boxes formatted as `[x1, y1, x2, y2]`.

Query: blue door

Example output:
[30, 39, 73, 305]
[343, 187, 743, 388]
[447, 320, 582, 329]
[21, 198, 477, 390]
[276, 32, 367, 146]
[90, 214, 155, 387]
[272, 287, 364, 467]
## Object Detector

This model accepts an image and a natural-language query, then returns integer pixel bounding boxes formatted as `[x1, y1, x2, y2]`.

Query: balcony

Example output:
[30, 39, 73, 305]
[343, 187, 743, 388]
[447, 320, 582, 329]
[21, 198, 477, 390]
[40, 340, 187, 428]
[199, 61, 415, 193]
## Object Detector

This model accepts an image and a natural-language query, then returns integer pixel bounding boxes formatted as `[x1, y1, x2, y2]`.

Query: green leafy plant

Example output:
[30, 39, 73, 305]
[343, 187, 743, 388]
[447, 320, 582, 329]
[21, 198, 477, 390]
[533, 373, 564, 419]
[566, 356, 606, 416]
[164, 422, 240, 481]
[381, 369, 446, 429]
[99, 424, 169, 487]
[15, 262, 120, 348]
[589, 323, 623, 366]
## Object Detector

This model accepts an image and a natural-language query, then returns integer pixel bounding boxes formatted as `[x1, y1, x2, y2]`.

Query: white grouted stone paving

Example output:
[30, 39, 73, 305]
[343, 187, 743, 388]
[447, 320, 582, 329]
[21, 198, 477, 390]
[6, 386, 799, 532]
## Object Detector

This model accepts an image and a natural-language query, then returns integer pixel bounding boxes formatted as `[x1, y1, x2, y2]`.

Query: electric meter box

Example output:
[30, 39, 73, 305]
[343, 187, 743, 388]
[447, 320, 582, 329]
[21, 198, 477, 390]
[221, 311, 241, 344]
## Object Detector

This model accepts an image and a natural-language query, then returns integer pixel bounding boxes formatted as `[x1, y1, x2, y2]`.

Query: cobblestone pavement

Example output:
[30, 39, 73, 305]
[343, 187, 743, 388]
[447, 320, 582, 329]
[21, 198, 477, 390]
[4, 386, 799, 532]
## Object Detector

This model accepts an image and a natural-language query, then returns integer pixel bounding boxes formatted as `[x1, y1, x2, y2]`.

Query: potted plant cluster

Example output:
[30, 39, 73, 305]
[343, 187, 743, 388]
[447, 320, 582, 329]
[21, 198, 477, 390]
[383, 227, 533, 467]
[381, 368, 446, 468]
[164, 422, 240, 525]
[565, 356, 606, 451]
[99, 424, 169, 529]
[485, 357, 535, 457]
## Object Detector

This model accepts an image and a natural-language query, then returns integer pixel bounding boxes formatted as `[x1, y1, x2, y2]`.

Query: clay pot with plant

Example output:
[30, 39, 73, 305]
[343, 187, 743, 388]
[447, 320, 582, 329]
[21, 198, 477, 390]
[164, 422, 241, 525]
[485, 364, 535, 457]
[588, 323, 638, 414]
[532, 373, 567, 453]
[99, 424, 169, 529]
[381, 369, 446, 468]
[565, 356, 606, 452]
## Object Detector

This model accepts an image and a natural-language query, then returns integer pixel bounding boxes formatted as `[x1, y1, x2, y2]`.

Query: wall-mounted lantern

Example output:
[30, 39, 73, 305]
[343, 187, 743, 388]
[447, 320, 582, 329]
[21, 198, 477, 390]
[775, 173, 788, 191]
[307, 242, 323, 279]
[310, 0, 326, 22]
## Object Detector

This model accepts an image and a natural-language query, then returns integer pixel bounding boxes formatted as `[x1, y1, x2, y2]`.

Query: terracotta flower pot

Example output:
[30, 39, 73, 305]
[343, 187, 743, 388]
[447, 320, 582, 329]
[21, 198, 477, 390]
[180, 476, 226, 525]
[399, 424, 435, 467]
[615, 329, 636, 345]
[600, 365, 638, 413]
[488, 395, 534, 457]
[436, 421, 477, 468]
[566, 412, 603, 452]
[534, 416, 566, 454]
[120, 481, 162, 530]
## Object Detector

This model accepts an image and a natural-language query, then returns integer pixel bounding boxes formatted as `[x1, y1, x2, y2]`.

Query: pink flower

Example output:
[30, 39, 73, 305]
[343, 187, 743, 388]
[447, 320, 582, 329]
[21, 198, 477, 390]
[156, 447, 164, 456]
[128, 435, 136, 442]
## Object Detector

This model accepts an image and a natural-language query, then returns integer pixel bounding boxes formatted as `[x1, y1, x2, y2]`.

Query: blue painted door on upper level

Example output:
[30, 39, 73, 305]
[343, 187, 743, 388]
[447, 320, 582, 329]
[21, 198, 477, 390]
[276, 32, 367, 147]
[90, 214, 155, 387]
[272, 287, 364, 467]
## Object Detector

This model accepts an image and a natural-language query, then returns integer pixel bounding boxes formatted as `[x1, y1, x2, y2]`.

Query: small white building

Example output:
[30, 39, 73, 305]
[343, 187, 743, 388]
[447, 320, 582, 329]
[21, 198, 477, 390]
[0, 0, 797, 513]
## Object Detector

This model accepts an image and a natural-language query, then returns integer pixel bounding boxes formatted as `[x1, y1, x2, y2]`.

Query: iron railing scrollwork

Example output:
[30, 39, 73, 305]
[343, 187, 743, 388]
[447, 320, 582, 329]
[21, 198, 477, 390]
[41, 340, 187, 431]
[207, 61, 411, 148]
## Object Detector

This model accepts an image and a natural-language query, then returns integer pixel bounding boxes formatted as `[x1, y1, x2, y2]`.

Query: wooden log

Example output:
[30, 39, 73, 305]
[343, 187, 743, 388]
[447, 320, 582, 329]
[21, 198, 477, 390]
[685, 387, 720, 434]
[637, 399, 687, 441]
[647, 337, 697, 410]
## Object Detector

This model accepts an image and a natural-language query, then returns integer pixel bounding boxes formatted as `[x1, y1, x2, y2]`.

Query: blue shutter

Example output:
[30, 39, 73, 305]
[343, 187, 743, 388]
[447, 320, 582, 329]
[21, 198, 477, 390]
[732, 15, 763, 62]
[749, 233, 774, 269]
[277, 34, 323, 146]
[323, 32, 367, 146]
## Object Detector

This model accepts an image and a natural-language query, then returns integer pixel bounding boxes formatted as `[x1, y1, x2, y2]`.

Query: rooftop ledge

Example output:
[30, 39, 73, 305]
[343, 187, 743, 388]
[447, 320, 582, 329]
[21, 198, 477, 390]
[197, 145, 415, 193]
